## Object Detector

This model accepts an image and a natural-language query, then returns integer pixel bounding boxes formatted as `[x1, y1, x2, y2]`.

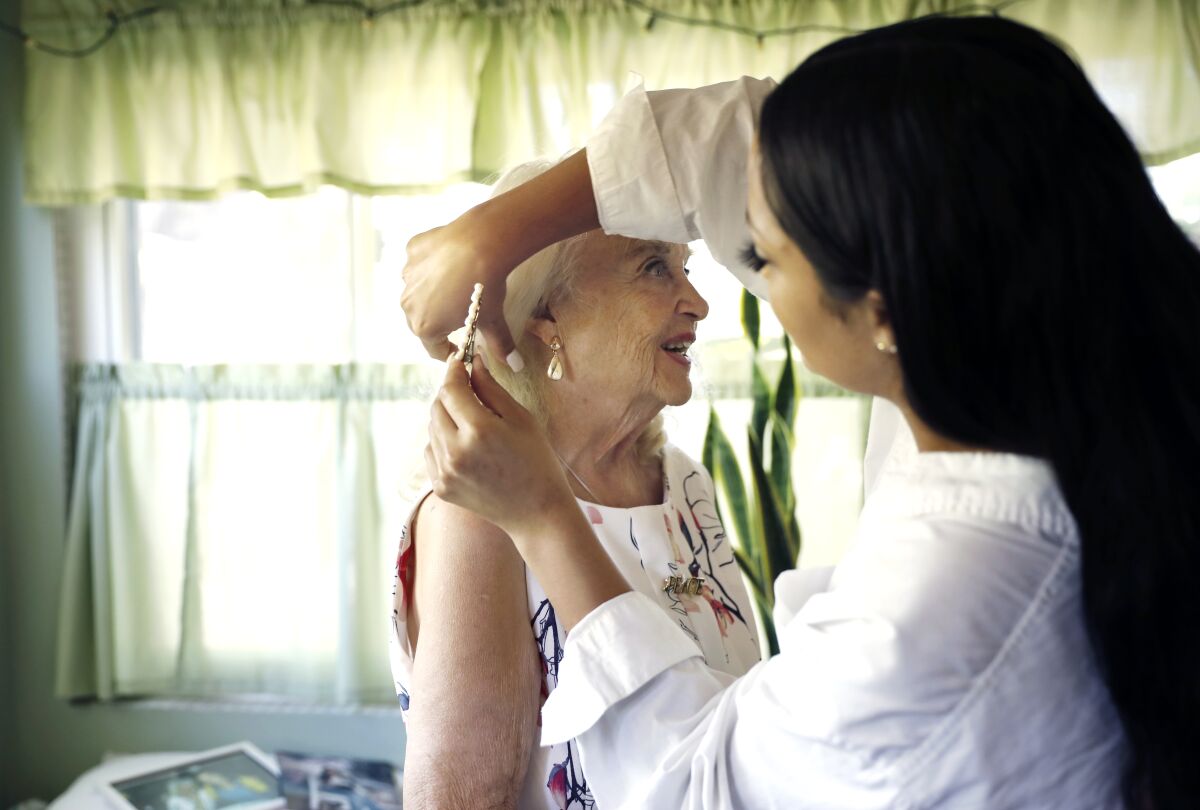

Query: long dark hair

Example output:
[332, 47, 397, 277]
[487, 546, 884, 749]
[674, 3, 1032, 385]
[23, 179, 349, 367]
[759, 15, 1200, 809]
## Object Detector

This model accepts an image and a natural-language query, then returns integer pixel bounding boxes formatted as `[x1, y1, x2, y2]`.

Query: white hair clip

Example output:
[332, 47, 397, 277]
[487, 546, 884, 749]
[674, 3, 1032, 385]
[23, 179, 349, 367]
[448, 282, 484, 372]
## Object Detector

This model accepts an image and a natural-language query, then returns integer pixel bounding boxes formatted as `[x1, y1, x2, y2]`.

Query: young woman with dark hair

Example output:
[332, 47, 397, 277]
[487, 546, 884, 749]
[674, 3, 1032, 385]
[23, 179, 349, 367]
[402, 15, 1200, 809]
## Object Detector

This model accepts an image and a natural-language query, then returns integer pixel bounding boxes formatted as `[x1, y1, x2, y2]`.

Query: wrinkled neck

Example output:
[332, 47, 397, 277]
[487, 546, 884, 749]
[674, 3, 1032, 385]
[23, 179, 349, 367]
[543, 394, 663, 506]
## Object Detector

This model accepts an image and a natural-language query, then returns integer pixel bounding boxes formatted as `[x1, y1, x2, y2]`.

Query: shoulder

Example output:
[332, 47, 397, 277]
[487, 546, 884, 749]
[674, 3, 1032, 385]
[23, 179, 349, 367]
[846, 451, 1077, 613]
[414, 491, 513, 549]
[830, 453, 1078, 641]
[853, 453, 1075, 598]
[807, 493, 1078, 703]
[409, 493, 527, 640]
[662, 443, 708, 478]
[780, 509, 1076, 735]
[873, 452, 1074, 540]
[837, 509, 1069, 617]
[662, 444, 717, 495]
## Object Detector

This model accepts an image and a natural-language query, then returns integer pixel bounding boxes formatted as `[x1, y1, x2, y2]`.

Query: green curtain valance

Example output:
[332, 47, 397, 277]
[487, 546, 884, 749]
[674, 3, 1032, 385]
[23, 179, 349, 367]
[21, 0, 1200, 205]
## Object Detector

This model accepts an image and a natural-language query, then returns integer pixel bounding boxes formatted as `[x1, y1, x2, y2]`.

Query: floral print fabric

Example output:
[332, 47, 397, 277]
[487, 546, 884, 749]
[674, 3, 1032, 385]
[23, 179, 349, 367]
[388, 444, 761, 808]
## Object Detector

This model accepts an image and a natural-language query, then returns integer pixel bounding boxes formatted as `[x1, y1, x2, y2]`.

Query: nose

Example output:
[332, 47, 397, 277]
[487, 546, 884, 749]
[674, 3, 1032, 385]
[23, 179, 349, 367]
[678, 275, 710, 322]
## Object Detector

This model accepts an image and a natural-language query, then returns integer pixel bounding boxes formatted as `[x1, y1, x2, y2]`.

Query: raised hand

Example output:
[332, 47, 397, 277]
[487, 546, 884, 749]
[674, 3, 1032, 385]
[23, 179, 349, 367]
[401, 149, 601, 370]
[426, 356, 573, 535]
[402, 214, 521, 368]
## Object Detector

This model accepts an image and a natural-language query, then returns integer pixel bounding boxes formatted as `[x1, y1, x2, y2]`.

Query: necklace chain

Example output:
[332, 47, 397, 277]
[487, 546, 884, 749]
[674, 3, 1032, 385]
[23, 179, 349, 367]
[553, 451, 602, 503]
[555, 449, 702, 598]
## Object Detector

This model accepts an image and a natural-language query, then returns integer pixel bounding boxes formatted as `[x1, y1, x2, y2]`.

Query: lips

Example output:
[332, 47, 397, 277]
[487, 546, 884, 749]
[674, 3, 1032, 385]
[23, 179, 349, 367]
[661, 331, 696, 366]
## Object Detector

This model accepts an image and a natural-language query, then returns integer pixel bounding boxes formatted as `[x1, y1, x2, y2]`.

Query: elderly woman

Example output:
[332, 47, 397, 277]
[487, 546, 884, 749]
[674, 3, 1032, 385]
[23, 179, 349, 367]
[389, 160, 761, 809]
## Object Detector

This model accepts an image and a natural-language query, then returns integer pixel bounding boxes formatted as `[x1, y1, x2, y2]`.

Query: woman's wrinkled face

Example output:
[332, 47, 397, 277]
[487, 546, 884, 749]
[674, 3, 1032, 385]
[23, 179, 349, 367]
[745, 139, 897, 398]
[536, 233, 708, 414]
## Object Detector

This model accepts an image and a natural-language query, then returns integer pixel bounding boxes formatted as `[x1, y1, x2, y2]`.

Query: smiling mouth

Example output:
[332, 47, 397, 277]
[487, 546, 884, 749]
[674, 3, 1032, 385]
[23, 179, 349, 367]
[661, 337, 695, 366]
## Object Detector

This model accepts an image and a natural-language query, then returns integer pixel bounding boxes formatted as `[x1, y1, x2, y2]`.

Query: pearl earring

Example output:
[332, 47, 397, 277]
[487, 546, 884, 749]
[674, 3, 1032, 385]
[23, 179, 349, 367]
[547, 336, 564, 380]
[875, 340, 898, 355]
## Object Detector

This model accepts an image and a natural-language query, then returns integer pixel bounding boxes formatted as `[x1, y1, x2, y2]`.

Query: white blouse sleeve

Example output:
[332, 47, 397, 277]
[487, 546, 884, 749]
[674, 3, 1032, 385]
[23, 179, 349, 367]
[540, 591, 900, 809]
[586, 77, 777, 299]
[539, 489, 1103, 810]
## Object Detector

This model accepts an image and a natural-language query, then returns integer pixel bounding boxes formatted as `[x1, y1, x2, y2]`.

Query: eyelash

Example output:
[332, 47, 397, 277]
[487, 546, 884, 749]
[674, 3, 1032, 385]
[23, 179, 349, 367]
[645, 260, 692, 278]
[739, 244, 766, 273]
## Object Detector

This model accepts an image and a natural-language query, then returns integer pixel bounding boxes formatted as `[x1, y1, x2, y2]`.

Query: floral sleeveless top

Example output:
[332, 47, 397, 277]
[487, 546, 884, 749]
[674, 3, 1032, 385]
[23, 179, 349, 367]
[388, 444, 761, 808]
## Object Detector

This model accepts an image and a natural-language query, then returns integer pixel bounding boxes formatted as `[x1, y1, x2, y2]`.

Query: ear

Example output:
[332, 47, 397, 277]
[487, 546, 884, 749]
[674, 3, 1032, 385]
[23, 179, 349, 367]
[864, 289, 895, 347]
[525, 313, 558, 347]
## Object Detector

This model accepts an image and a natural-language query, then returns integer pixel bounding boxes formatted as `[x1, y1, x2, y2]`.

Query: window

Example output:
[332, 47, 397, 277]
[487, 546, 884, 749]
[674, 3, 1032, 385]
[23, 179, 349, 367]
[57, 182, 868, 704]
[1148, 151, 1200, 242]
[62, 152, 1195, 704]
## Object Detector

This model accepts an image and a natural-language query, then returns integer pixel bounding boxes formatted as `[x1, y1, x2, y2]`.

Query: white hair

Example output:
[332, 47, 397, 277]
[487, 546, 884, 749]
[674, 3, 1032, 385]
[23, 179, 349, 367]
[481, 156, 666, 461]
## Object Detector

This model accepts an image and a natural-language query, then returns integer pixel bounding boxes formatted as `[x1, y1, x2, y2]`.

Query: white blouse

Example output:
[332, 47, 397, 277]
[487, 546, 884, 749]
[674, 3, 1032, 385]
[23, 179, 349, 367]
[390, 444, 761, 809]
[536, 80, 1129, 808]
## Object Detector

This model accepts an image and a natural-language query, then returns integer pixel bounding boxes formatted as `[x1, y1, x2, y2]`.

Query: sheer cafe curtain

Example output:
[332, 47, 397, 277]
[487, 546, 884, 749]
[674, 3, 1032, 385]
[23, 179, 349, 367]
[55, 364, 435, 704]
[51, 194, 449, 704]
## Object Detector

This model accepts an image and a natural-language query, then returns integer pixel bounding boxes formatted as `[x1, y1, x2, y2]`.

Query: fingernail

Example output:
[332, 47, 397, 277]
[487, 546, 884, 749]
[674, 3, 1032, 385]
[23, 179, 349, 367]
[505, 350, 525, 373]
[446, 350, 458, 364]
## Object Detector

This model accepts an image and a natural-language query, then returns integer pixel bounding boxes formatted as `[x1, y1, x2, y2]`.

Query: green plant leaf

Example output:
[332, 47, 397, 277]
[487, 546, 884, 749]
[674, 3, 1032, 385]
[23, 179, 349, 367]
[701, 409, 716, 476]
[760, 612, 780, 657]
[751, 361, 770, 442]
[703, 407, 752, 560]
[741, 288, 760, 351]
[767, 416, 802, 565]
[732, 545, 765, 604]
[767, 413, 796, 520]
[774, 334, 798, 429]
[785, 510, 802, 564]
[747, 427, 796, 609]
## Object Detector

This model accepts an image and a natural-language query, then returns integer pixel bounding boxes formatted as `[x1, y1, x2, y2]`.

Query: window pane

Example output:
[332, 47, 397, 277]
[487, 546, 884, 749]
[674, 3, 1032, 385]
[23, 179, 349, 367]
[134, 187, 354, 364]
[1148, 152, 1200, 240]
[367, 184, 492, 364]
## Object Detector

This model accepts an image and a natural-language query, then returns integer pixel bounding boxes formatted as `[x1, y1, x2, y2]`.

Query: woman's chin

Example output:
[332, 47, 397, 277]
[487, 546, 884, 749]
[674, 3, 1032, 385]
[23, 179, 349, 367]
[663, 380, 693, 408]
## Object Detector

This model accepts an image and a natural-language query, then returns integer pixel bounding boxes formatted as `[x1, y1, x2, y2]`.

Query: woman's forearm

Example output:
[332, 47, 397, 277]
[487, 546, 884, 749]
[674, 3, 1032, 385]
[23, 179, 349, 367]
[475, 148, 601, 274]
[425, 358, 629, 629]
[507, 497, 632, 631]
[403, 149, 601, 361]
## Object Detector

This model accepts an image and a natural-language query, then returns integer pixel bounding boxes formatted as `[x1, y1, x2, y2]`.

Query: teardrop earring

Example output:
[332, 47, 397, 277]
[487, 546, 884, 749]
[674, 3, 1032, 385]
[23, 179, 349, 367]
[547, 336, 564, 380]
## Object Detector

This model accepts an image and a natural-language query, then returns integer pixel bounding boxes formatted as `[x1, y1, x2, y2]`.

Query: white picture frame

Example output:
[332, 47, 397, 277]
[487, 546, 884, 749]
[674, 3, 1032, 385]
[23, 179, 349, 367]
[99, 742, 285, 810]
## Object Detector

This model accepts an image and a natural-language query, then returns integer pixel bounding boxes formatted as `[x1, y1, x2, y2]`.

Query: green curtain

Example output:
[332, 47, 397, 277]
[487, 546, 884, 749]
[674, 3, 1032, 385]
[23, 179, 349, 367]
[54, 359, 870, 703]
[22, 0, 1200, 205]
[56, 363, 434, 703]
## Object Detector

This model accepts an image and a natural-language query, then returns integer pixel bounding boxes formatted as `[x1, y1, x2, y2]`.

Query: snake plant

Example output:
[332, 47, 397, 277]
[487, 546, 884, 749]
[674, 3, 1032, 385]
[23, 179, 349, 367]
[701, 288, 801, 656]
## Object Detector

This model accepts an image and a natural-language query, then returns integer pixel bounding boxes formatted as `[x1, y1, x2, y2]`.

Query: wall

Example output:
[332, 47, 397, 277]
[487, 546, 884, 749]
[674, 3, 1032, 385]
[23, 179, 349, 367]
[0, 7, 405, 803]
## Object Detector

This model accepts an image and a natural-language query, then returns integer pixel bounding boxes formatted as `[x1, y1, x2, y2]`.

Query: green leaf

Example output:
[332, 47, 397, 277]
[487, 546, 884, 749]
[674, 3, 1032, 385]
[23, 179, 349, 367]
[760, 613, 781, 657]
[774, 334, 798, 429]
[703, 407, 752, 560]
[765, 415, 803, 565]
[732, 545, 765, 604]
[767, 413, 795, 519]
[751, 361, 770, 442]
[785, 510, 802, 564]
[747, 427, 796, 609]
[701, 409, 716, 476]
[741, 288, 760, 351]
